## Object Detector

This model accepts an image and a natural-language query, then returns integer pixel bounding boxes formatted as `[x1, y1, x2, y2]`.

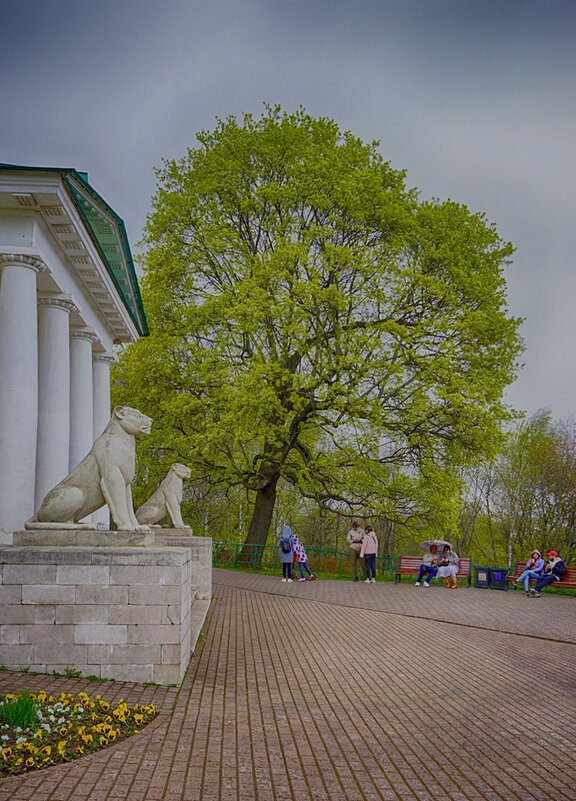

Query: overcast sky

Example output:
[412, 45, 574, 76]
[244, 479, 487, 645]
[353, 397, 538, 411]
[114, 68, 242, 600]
[1, 0, 575, 420]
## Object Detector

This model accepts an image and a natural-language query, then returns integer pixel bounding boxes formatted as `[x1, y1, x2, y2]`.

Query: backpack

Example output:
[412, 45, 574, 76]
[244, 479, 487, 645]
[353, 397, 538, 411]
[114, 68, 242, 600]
[280, 532, 292, 554]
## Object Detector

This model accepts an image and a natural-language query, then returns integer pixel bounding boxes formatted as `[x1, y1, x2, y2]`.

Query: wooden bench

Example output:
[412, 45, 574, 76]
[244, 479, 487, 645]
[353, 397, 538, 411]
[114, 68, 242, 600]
[394, 555, 472, 586]
[506, 561, 576, 591]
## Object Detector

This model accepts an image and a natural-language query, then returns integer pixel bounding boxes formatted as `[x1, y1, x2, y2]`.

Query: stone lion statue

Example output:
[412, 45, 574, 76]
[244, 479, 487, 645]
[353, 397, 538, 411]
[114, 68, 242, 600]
[25, 406, 152, 530]
[135, 463, 192, 527]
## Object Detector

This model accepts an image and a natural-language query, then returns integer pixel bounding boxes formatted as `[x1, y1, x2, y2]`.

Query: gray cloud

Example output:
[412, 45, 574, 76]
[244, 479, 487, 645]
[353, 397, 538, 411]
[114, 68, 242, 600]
[1, 0, 575, 418]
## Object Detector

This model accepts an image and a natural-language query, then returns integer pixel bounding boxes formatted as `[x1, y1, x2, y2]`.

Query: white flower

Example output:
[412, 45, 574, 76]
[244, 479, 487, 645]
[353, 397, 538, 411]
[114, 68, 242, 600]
[16, 736, 27, 744]
[1, 735, 9, 741]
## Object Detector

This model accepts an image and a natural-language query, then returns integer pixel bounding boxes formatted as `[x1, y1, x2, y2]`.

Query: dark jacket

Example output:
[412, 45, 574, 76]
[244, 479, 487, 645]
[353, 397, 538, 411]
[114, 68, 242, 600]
[550, 558, 566, 579]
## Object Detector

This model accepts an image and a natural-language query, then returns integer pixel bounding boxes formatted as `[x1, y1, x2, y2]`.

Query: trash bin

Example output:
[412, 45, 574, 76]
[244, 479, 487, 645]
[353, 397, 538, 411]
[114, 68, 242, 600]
[474, 566, 491, 588]
[490, 567, 509, 590]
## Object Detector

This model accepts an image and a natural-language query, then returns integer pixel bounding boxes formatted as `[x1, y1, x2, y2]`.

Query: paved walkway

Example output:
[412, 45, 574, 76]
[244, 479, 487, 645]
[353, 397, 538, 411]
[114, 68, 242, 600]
[1, 570, 575, 801]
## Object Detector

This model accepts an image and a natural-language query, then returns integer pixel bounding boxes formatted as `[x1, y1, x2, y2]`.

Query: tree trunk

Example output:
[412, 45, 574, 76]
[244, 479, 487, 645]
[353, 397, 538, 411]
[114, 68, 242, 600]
[507, 527, 513, 568]
[239, 474, 280, 566]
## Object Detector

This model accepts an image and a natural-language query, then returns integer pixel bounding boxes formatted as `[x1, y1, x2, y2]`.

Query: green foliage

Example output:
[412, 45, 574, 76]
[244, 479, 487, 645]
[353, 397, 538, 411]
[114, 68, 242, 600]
[460, 411, 576, 564]
[0, 693, 39, 730]
[114, 105, 523, 543]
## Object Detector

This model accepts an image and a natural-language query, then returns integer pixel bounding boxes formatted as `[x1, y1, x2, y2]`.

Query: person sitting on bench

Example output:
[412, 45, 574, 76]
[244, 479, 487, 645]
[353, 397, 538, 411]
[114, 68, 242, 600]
[414, 544, 439, 587]
[531, 550, 566, 597]
[436, 544, 460, 589]
[515, 549, 545, 595]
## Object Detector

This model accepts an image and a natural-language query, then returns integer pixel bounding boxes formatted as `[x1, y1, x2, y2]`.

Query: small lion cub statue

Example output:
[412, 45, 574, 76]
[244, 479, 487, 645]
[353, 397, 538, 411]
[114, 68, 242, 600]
[135, 463, 192, 528]
[26, 406, 152, 531]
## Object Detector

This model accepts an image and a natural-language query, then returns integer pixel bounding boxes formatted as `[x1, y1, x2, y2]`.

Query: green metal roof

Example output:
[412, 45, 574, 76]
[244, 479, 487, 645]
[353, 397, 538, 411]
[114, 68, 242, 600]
[0, 163, 148, 336]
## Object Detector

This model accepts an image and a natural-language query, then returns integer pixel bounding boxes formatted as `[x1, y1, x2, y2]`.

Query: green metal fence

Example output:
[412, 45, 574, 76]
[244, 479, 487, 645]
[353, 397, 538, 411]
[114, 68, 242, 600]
[212, 541, 398, 579]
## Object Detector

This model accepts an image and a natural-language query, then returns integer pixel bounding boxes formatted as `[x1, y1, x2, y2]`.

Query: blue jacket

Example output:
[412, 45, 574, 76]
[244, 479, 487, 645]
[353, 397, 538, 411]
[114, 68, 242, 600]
[277, 525, 294, 564]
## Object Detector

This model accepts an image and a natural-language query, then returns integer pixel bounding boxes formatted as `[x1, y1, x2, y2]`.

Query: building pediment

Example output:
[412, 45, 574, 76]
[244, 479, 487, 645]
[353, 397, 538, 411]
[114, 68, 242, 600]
[0, 163, 147, 341]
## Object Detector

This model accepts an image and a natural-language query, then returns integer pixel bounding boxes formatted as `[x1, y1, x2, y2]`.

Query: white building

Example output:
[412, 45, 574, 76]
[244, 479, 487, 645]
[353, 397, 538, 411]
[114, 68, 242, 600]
[0, 164, 147, 539]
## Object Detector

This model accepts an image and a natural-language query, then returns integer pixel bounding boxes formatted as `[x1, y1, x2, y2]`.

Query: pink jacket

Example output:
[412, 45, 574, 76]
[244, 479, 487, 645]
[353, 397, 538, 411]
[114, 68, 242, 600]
[360, 531, 378, 557]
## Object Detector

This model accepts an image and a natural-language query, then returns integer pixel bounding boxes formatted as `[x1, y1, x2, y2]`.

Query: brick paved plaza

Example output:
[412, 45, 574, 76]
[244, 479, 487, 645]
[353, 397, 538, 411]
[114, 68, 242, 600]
[1, 568, 574, 800]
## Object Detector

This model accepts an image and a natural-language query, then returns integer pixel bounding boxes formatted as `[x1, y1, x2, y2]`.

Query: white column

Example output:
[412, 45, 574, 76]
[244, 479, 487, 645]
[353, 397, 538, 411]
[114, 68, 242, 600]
[35, 294, 77, 507]
[0, 254, 45, 535]
[69, 327, 98, 470]
[91, 352, 115, 528]
[93, 352, 115, 439]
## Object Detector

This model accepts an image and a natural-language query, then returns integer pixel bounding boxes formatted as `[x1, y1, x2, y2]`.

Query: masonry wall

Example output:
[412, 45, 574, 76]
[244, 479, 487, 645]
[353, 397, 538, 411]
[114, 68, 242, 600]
[0, 543, 211, 685]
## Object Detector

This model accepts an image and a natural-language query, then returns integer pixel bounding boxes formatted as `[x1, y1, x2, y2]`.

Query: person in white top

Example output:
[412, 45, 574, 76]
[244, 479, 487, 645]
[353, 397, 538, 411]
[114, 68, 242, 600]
[346, 521, 365, 582]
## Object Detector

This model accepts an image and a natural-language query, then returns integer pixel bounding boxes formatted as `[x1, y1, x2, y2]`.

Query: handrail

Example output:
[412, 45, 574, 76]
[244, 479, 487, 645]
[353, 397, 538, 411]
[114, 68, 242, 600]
[212, 541, 399, 578]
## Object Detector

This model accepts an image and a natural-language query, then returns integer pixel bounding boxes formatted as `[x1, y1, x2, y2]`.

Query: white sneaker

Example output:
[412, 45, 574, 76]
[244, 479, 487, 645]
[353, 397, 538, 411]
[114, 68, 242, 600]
[423, 581, 429, 587]
[287, 578, 293, 583]
[370, 578, 376, 583]
[297, 577, 306, 582]
[414, 581, 421, 586]
[281, 578, 287, 582]
[364, 578, 371, 583]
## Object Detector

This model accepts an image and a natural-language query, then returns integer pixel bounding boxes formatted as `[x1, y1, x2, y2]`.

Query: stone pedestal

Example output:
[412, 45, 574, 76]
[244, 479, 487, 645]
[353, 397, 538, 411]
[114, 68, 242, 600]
[0, 531, 213, 685]
[14, 530, 155, 548]
[153, 529, 212, 601]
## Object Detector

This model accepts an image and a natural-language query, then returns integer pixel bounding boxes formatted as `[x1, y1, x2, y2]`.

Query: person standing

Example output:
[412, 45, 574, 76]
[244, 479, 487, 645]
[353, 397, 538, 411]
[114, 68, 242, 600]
[277, 524, 294, 582]
[360, 525, 378, 583]
[347, 521, 365, 582]
[414, 544, 439, 587]
[514, 549, 545, 595]
[292, 531, 316, 582]
[531, 550, 566, 597]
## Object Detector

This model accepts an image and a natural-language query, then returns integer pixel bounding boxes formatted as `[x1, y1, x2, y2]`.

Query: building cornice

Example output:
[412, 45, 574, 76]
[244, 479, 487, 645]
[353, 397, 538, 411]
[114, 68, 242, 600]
[0, 165, 148, 340]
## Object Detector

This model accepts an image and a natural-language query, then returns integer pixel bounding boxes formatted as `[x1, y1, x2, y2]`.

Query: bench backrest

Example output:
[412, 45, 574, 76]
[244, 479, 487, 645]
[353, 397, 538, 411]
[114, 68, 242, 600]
[399, 555, 471, 578]
[512, 560, 576, 585]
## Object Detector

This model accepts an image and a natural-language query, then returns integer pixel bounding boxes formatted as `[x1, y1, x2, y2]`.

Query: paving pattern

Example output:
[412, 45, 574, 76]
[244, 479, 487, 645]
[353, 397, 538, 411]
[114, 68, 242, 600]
[1, 570, 575, 800]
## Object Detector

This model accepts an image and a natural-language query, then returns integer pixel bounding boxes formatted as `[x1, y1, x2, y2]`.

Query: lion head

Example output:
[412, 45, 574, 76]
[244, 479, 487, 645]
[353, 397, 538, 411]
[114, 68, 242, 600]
[172, 463, 192, 479]
[113, 406, 152, 436]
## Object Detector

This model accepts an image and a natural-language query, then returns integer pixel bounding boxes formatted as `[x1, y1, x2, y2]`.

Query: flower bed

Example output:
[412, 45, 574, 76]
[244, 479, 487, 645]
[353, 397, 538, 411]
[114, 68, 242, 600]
[0, 690, 156, 776]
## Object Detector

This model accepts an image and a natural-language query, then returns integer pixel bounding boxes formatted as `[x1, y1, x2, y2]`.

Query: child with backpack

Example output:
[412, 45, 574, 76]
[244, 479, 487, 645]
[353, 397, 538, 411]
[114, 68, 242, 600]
[278, 524, 295, 582]
[292, 532, 316, 582]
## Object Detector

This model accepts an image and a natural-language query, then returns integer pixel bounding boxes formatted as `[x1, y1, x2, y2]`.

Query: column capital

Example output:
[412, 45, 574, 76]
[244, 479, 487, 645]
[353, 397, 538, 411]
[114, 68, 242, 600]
[93, 352, 117, 366]
[0, 253, 46, 274]
[38, 294, 78, 315]
[70, 327, 100, 345]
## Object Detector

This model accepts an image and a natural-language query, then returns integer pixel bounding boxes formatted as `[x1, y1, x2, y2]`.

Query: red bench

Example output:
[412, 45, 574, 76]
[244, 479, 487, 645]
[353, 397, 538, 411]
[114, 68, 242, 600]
[506, 561, 576, 591]
[394, 555, 472, 586]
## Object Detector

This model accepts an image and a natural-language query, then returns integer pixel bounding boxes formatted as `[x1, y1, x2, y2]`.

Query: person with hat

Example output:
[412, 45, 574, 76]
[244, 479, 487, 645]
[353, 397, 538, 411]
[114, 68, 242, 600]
[346, 521, 365, 582]
[514, 549, 545, 595]
[531, 550, 566, 597]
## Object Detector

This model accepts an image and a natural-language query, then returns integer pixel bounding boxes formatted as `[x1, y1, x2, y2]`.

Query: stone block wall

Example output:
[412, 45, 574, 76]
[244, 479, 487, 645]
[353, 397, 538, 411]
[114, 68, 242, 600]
[0, 544, 203, 685]
[153, 530, 212, 600]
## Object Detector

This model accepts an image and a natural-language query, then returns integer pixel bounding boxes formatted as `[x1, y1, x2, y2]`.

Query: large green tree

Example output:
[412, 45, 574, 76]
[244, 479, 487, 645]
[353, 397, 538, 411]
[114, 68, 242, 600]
[114, 106, 523, 553]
